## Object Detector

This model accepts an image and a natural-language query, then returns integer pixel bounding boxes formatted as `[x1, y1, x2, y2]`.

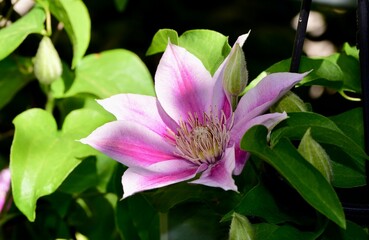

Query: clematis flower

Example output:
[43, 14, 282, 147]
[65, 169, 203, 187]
[80, 33, 308, 198]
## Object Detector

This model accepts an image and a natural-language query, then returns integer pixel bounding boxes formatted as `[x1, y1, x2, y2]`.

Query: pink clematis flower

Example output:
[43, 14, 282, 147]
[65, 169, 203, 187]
[80, 33, 308, 198]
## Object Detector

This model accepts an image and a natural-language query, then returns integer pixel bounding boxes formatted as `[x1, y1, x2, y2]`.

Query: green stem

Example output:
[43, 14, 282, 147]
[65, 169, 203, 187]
[44, 6, 52, 36]
[159, 212, 169, 240]
[43, 84, 55, 113]
[231, 95, 238, 110]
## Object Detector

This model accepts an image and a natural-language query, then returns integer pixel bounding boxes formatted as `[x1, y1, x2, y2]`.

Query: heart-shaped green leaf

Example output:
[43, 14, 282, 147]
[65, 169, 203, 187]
[0, 7, 46, 60]
[10, 108, 111, 221]
[241, 125, 345, 229]
[63, 49, 154, 98]
[147, 29, 231, 75]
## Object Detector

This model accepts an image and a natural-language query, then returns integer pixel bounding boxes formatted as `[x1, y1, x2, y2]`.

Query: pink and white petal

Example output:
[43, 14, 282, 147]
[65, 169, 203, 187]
[190, 147, 238, 191]
[233, 72, 308, 128]
[80, 120, 177, 168]
[155, 43, 214, 122]
[97, 94, 178, 139]
[212, 32, 251, 117]
[231, 112, 288, 175]
[122, 160, 201, 198]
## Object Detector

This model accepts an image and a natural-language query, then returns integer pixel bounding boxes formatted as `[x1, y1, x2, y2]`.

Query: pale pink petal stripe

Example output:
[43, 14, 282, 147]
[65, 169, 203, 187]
[122, 160, 201, 198]
[231, 112, 288, 175]
[97, 94, 178, 139]
[233, 72, 308, 129]
[155, 43, 214, 122]
[80, 121, 177, 168]
[212, 32, 250, 117]
[190, 147, 237, 191]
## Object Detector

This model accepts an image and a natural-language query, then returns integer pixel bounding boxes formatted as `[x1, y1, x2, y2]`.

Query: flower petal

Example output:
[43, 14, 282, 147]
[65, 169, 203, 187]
[97, 94, 178, 138]
[80, 120, 177, 168]
[122, 160, 201, 198]
[155, 43, 214, 122]
[231, 112, 288, 175]
[212, 32, 251, 117]
[190, 147, 237, 191]
[234, 72, 308, 129]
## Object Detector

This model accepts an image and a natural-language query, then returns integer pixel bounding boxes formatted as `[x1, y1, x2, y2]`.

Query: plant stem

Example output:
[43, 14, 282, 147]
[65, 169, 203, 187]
[290, 0, 311, 73]
[44, 84, 55, 113]
[357, 0, 369, 198]
[159, 212, 169, 240]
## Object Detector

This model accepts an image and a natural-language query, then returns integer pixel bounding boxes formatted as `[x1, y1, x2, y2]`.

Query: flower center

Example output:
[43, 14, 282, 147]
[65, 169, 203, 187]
[174, 111, 232, 165]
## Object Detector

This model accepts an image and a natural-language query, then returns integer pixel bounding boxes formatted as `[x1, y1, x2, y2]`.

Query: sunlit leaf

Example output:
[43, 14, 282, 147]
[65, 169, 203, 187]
[0, 6, 46, 60]
[10, 108, 111, 221]
[241, 125, 345, 228]
[147, 29, 231, 75]
[64, 49, 154, 98]
[146, 29, 179, 55]
[229, 213, 254, 240]
[37, 0, 90, 68]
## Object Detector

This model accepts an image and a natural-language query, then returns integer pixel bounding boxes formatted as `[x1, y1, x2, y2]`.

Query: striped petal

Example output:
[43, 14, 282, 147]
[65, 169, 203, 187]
[122, 160, 202, 198]
[80, 120, 177, 168]
[155, 43, 214, 123]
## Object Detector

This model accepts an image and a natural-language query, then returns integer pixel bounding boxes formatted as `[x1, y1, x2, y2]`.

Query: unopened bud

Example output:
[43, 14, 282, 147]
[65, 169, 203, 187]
[223, 44, 248, 98]
[34, 36, 62, 85]
[270, 91, 310, 113]
[298, 128, 333, 182]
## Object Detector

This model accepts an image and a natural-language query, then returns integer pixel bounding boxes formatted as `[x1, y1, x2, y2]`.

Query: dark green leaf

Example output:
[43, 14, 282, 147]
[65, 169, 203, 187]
[242, 125, 345, 228]
[271, 112, 368, 169]
[224, 183, 295, 224]
[0, 56, 34, 110]
[116, 194, 160, 240]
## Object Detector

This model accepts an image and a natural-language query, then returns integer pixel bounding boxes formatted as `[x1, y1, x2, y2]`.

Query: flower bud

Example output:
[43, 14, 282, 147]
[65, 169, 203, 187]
[34, 36, 62, 85]
[223, 44, 248, 98]
[298, 128, 333, 182]
[270, 91, 310, 113]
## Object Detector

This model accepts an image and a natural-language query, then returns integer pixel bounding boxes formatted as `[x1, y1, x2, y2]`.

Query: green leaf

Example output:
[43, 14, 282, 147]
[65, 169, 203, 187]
[298, 128, 333, 182]
[146, 29, 179, 55]
[0, 56, 34, 110]
[0, 6, 46, 60]
[271, 112, 368, 169]
[229, 213, 254, 240]
[38, 0, 91, 68]
[241, 125, 346, 229]
[323, 220, 369, 239]
[254, 223, 320, 240]
[147, 29, 231, 75]
[270, 91, 310, 113]
[114, 0, 128, 12]
[116, 194, 160, 240]
[330, 107, 364, 147]
[246, 45, 361, 97]
[64, 49, 154, 98]
[224, 183, 295, 224]
[10, 108, 111, 221]
[179, 30, 231, 75]
[69, 191, 119, 239]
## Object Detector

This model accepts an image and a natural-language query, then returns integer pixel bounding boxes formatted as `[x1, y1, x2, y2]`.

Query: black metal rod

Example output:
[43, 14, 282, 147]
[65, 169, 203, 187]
[358, 0, 369, 198]
[290, 0, 312, 73]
